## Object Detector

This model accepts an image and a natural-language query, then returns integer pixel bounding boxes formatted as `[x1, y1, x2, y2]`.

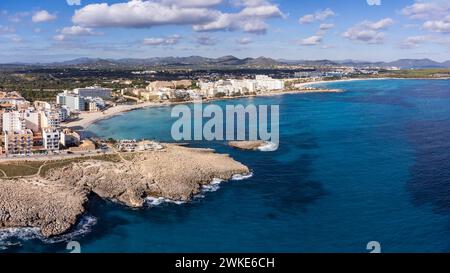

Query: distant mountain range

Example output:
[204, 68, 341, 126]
[3, 56, 450, 69]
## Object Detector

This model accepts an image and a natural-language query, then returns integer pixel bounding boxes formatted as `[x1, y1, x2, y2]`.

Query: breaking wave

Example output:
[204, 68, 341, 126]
[201, 178, 224, 193]
[146, 173, 253, 205]
[232, 172, 254, 181]
[0, 215, 97, 250]
[145, 197, 186, 207]
[258, 141, 278, 152]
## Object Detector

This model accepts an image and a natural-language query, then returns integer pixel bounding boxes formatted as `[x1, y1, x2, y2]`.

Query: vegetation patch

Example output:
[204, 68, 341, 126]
[0, 161, 43, 177]
[0, 154, 123, 178]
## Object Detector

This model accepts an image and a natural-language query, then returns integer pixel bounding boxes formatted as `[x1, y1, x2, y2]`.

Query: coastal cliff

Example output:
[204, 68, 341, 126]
[0, 144, 249, 237]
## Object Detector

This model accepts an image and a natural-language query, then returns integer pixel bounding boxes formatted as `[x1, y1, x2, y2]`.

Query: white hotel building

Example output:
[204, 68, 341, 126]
[57, 91, 86, 112]
[2, 111, 26, 132]
[255, 75, 284, 90]
[74, 86, 112, 99]
[42, 127, 60, 152]
[199, 75, 284, 97]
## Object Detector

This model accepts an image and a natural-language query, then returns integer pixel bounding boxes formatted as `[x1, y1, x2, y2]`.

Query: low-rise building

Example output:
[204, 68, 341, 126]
[146, 81, 176, 92]
[173, 80, 192, 89]
[0, 91, 30, 110]
[60, 128, 80, 148]
[146, 80, 192, 92]
[33, 101, 52, 111]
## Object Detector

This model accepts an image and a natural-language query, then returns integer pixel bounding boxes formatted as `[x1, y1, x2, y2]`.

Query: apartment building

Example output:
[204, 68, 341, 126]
[41, 111, 61, 129]
[255, 75, 285, 90]
[74, 86, 112, 99]
[42, 127, 60, 152]
[4, 129, 33, 155]
[57, 91, 86, 112]
[2, 111, 25, 132]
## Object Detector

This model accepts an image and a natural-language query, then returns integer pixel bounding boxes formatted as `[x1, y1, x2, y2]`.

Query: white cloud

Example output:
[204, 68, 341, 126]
[343, 29, 384, 44]
[193, 13, 232, 32]
[401, 1, 450, 33]
[423, 19, 450, 32]
[400, 35, 430, 48]
[400, 34, 450, 48]
[423, 14, 450, 32]
[160, 0, 222, 7]
[232, 0, 272, 7]
[299, 35, 322, 46]
[368, 18, 394, 30]
[236, 37, 253, 44]
[61, 25, 96, 35]
[143, 35, 181, 45]
[72, 0, 283, 35]
[73, 0, 220, 28]
[299, 8, 335, 24]
[343, 18, 394, 44]
[242, 20, 269, 34]
[54, 25, 99, 41]
[193, 2, 282, 34]
[401, 1, 450, 20]
[32, 10, 57, 23]
[239, 5, 284, 18]
[319, 23, 334, 30]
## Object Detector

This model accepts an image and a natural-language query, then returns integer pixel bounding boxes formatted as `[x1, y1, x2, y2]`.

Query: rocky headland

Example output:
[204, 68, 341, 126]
[228, 141, 267, 151]
[0, 144, 249, 237]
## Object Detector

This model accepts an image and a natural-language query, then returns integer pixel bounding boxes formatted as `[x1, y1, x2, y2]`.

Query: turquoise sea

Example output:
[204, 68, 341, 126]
[2, 79, 450, 253]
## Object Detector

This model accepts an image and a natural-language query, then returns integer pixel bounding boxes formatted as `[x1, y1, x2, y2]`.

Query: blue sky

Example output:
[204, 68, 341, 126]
[0, 0, 449, 63]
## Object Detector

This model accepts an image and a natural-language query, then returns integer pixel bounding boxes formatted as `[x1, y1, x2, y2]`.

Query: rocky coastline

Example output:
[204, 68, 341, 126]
[0, 144, 249, 237]
[228, 141, 267, 151]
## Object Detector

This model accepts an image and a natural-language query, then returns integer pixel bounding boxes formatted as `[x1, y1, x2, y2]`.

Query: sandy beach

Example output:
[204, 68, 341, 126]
[64, 101, 166, 129]
[64, 83, 349, 130]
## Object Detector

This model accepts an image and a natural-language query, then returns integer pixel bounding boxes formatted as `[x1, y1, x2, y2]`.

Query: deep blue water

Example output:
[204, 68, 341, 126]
[3, 79, 450, 253]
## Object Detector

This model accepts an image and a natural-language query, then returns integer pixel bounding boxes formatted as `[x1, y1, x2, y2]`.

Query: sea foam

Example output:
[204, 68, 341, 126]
[202, 178, 224, 192]
[258, 141, 279, 152]
[0, 215, 97, 249]
[145, 197, 186, 207]
[231, 172, 254, 181]
[147, 174, 253, 206]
